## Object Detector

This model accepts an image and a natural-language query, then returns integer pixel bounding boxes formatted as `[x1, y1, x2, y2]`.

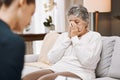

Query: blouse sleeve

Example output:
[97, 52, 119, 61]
[71, 32, 102, 68]
[48, 33, 71, 64]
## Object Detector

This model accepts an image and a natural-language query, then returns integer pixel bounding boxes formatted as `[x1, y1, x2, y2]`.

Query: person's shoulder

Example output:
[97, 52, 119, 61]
[12, 33, 25, 44]
[87, 31, 102, 41]
[6, 32, 25, 46]
[89, 31, 101, 37]
[59, 32, 69, 38]
[57, 32, 69, 39]
[0, 32, 25, 52]
[61, 32, 68, 36]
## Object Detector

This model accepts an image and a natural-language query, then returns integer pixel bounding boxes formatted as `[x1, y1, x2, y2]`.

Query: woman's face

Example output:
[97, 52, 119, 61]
[15, 2, 35, 32]
[68, 15, 88, 31]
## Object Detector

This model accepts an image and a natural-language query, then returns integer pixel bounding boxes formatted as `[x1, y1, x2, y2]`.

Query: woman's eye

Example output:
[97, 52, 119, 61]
[75, 22, 79, 24]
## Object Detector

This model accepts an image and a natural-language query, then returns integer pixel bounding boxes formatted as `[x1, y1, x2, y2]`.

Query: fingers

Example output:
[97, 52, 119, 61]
[68, 23, 71, 38]
[70, 21, 76, 28]
[69, 21, 85, 38]
[70, 22, 78, 30]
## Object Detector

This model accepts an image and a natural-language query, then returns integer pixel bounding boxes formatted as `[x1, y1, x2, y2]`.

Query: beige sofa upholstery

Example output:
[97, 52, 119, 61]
[22, 32, 120, 80]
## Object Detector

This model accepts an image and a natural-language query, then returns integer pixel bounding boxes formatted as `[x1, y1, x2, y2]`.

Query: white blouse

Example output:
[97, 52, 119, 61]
[48, 31, 102, 80]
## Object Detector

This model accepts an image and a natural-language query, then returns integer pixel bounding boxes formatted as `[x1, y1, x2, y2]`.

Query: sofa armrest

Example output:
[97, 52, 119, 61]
[94, 77, 119, 80]
[24, 54, 39, 63]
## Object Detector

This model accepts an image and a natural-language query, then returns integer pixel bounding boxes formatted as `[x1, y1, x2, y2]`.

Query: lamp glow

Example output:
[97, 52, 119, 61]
[83, 0, 111, 31]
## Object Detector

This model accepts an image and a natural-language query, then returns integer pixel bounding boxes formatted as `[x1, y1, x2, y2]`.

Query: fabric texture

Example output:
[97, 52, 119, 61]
[25, 62, 50, 69]
[25, 54, 39, 63]
[37, 32, 60, 64]
[108, 37, 120, 78]
[22, 66, 41, 78]
[93, 77, 119, 80]
[0, 20, 25, 80]
[95, 37, 116, 77]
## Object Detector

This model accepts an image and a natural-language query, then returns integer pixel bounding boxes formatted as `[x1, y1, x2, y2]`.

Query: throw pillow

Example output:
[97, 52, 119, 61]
[37, 32, 60, 65]
[108, 37, 120, 79]
[95, 36, 116, 77]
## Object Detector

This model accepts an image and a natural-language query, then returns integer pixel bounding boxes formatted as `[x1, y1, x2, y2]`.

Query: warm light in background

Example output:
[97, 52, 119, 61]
[84, 0, 111, 12]
[83, 0, 111, 32]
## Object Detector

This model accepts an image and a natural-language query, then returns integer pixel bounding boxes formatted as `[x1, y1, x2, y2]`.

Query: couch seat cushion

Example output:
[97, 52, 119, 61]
[22, 66, 41, 78]
[25, 62, 50, 69]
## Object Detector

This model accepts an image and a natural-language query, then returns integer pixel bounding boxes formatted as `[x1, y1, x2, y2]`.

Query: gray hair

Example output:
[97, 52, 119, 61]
[67, 5, 89, 22]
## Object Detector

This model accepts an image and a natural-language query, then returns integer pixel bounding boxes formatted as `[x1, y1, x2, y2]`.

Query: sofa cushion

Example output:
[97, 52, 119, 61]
[25, 62, 50, 69]
[96, 36, 117, 77]
[37, 32, 60, 65]
[94, 77, 119, 80]
[108, 37, 120, 78]
[22, 66, 41, 78]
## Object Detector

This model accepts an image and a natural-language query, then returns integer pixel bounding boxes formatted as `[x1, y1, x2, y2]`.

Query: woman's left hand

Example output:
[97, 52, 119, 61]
[69, 21, 82, 38]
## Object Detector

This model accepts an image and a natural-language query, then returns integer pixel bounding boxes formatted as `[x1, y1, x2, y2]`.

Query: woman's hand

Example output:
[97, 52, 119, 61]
[69, 21, 84, 38]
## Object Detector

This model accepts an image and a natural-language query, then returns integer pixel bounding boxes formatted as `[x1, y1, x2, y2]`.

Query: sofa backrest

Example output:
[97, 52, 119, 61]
[96, 36, 120, 79]
[37, 32, 60, 65]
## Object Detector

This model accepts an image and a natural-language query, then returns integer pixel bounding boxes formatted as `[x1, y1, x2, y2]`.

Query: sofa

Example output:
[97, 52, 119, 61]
[22, 32, 120, 80]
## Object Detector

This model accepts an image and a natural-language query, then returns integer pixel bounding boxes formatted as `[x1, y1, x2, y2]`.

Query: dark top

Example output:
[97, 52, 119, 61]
[0, 20, 25, 80]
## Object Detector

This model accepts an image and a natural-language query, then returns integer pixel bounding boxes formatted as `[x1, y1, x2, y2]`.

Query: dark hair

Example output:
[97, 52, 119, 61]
[0, 0, 35, 7]
[67, 5, 89, 22]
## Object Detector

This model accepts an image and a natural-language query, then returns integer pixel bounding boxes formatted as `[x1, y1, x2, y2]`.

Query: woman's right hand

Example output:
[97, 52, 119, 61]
[68, 22, 80, 38]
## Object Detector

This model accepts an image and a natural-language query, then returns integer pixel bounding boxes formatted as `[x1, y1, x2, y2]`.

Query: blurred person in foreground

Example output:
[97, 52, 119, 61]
[0, 0, 35, 80]
[23, 5, 102, 80]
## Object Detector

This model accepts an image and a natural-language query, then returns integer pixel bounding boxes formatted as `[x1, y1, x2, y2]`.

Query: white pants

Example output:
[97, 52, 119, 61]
[55, 76, 82, 80]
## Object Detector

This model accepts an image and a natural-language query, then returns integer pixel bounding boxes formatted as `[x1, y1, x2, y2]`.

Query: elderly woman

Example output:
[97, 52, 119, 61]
[23, 5, 102, 80]
[0, 0, 35, 80]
